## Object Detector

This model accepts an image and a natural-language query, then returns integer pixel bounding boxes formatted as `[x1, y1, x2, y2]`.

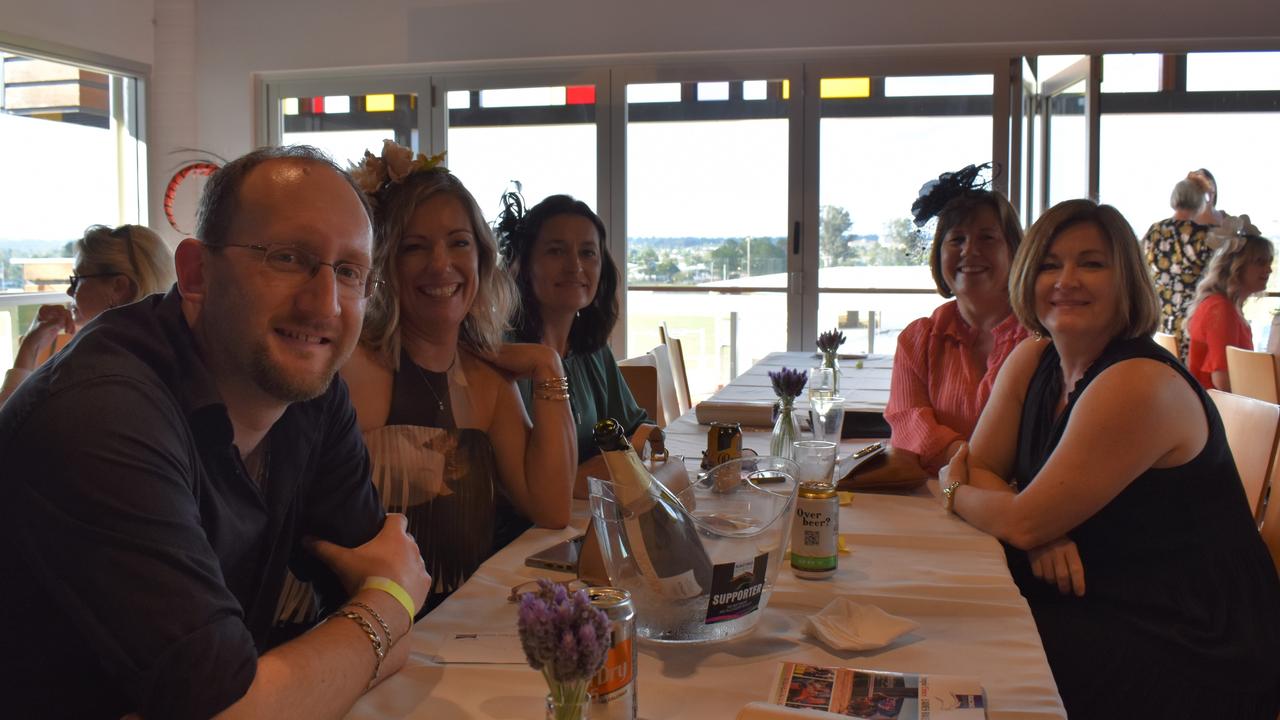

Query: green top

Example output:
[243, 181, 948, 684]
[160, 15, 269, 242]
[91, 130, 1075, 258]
[518, 345, 652, 463]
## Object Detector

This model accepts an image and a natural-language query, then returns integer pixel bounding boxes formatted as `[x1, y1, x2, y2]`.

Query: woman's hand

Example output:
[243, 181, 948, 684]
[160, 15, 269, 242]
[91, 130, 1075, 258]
[1028, 536, 1086, 596]
[488, 343, 565, 381]
[14, 304, 75, 370]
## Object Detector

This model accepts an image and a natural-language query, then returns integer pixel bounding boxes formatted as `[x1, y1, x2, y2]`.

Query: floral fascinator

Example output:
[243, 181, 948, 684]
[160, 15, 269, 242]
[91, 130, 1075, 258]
[910, 162, 994, 228]
[349, 139, 447, 209]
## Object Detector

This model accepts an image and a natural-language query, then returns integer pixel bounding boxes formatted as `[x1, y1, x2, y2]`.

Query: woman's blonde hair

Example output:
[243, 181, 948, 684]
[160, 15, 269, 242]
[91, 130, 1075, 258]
[1189, 233, 1275, 317]
[1009, 199, 1160, 340]
[361, 169, 515, 368]
[76, 224, 175, 301]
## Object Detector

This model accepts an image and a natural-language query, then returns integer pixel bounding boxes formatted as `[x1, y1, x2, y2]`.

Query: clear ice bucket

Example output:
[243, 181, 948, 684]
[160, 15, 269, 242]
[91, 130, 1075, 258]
[587, 456, 799, 644]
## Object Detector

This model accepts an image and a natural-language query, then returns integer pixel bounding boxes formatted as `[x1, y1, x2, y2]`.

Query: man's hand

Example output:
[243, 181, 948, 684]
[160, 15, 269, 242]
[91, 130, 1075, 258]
[14, 304, 75, 370]
[1028, 536, 1086, 597]
[307, 514, 431, 614]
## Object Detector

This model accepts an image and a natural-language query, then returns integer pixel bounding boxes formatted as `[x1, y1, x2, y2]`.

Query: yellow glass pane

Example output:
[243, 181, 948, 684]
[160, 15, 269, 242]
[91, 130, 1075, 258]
[820, 77, 871, 99]
[282, 97, 299, 116]
[782, 79, 790, 100]
[365, 94, 395, 112]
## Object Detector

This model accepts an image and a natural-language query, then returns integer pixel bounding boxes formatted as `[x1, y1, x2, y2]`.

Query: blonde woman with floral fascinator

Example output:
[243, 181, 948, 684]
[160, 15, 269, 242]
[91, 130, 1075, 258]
[326, 141, 573, 616]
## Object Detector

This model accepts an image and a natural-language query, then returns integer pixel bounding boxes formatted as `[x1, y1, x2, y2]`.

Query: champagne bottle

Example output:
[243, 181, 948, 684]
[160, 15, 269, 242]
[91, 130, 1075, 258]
[594, 418, 712, 600]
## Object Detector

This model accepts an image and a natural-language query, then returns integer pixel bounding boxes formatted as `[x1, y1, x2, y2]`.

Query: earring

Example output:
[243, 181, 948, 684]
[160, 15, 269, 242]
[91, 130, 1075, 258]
[1032, 330, 1044, 341]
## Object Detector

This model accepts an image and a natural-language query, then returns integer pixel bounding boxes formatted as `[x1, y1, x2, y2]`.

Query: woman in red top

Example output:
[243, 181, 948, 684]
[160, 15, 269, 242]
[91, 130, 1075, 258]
[1186, 231, 1274, 390]
[851, 164, 1026, 487]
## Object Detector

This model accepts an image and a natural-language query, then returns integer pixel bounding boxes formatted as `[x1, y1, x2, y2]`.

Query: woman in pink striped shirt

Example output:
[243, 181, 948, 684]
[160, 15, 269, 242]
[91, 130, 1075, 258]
[854, 165, 1025, 486]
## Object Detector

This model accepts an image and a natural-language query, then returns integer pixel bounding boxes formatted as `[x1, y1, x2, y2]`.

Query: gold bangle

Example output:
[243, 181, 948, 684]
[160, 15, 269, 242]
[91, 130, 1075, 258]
[332, 609, 385, 689]
[942, 480, 962, 515]
[533, 390, 571, 401]
[348, 600, 395, 646]
[533, 376, 569, 391]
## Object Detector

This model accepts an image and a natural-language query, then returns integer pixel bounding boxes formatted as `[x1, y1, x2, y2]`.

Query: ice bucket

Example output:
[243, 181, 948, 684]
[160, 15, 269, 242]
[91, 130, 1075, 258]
[587, 456, 799, 644]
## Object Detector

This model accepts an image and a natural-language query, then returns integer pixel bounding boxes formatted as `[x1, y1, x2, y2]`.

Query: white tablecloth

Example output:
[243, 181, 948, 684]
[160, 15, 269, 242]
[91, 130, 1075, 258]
[694, 352, 892, 427]
[348, 414, 1066, 719]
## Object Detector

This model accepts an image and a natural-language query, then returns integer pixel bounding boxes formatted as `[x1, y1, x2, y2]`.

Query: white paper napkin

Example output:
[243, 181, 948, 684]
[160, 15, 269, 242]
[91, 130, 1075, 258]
[736, 701, 851, 719]
[804, 597, 920, 651]
[434, 632, 527, 664]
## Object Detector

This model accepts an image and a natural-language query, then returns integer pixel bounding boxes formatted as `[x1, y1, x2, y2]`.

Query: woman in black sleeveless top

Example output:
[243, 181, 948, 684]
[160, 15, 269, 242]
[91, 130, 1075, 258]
[940, 199, 1280, 719]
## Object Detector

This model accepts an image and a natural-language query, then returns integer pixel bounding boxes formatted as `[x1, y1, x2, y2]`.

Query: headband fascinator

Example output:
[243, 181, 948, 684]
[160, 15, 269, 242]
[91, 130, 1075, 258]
[910, 162, 995, 228]
[349, 139, 447, 208]
[494, 185, 527, 264]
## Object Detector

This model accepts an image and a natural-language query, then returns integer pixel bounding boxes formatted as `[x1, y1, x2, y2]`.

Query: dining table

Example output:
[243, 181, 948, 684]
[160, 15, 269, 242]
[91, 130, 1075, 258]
[693, 352, 892, 427]
[347, 355, 1066, 720]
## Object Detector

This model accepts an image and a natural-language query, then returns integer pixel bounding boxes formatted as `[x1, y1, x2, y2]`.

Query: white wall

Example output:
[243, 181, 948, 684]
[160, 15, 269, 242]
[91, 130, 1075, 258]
[0, 0, 154, 66]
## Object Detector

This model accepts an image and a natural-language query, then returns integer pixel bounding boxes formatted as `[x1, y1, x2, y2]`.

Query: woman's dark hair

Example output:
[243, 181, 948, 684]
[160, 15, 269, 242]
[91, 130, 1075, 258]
[496, 194, 619, 355]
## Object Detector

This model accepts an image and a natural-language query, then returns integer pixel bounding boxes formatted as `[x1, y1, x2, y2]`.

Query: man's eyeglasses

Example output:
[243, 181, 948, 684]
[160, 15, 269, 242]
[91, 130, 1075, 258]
[210, 243, 379, 299]
[68, 273, 124, 295]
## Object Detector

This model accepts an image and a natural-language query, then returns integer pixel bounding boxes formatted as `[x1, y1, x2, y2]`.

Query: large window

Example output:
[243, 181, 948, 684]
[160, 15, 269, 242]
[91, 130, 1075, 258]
[0, 47, 145, 369]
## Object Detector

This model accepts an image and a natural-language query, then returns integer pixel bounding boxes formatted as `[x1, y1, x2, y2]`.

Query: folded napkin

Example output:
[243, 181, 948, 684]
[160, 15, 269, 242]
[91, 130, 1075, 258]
[736, 701, 850, 720]
[804, 597, 919, 651]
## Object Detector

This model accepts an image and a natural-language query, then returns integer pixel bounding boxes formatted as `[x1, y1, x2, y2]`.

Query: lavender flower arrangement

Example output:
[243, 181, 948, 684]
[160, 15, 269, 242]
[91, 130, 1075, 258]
[816, 329, 846, 355]
[517, 579, 611, 718]
[768, 367, 807, 401]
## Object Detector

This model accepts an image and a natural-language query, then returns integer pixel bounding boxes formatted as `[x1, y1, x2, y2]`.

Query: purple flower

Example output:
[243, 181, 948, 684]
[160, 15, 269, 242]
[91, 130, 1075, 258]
[816, 329, 846, 354]
[517, 579, 611, 683]
[768, 367, 807, 400]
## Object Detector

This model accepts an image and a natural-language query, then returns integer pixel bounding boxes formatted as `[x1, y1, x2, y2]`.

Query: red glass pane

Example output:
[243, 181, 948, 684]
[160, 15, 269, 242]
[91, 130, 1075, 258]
[565, 85, 596, 105]
[309, 97, 324, 114]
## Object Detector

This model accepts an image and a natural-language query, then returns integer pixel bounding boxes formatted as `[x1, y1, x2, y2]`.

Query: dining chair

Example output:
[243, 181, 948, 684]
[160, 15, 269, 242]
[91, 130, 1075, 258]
[616, 357, 663, 428]
[1209, 389, 1280, 522]
[1152, 332, 1178, 357]
[1225, 346, 1280, 403]
[658, 322, 692, 415]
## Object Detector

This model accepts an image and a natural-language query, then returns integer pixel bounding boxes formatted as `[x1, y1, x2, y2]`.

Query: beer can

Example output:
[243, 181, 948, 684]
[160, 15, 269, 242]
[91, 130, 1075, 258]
[587, 587, 637, 719]
[791, 481, 838, 579]
[702, 421, 743, 469]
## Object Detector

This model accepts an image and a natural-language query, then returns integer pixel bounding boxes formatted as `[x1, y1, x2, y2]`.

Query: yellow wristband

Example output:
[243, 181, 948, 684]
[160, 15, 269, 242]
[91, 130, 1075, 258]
[362, 576, 415, 624]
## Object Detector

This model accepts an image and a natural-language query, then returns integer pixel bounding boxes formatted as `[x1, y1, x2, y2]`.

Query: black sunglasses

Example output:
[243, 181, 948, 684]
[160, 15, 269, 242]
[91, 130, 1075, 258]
[68, 273, 124, 295]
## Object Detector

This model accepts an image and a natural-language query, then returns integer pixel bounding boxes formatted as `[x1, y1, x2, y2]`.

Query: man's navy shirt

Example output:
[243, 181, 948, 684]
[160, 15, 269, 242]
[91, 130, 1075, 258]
[0, 288, 383, 719]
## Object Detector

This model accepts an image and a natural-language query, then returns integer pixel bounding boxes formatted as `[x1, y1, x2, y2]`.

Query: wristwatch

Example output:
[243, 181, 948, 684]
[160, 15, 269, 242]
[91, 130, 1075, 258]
[942, 480, 962, 514]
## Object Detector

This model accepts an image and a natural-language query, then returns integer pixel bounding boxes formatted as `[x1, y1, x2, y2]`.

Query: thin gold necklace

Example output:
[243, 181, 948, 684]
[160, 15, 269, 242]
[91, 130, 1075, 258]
[412, 355, 455, 413]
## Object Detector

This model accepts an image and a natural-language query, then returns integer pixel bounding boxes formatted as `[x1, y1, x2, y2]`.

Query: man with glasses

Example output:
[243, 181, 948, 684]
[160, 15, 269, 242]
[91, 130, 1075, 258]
[0, 146, 431, 718]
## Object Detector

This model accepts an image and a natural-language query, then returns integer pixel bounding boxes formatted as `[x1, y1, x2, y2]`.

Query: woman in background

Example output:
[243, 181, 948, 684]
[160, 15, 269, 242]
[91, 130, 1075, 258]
[855, 163, 1025, 488]
[340, 143, 574, 612]
[942, 199, 1280, 718]
[1186, 231, 1274, 390]
[496, 193, 660, 497]
[1143, 173, 1219, 361]
[1, 223, 174, 406]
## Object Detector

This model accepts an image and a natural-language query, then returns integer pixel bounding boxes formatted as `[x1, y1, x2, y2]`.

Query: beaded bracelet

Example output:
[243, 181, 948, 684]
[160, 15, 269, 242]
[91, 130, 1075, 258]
[332, 608, 385, 689]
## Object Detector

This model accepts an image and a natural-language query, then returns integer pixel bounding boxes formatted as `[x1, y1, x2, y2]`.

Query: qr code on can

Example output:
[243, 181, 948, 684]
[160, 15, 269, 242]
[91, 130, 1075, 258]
[804, 530, 818, 546]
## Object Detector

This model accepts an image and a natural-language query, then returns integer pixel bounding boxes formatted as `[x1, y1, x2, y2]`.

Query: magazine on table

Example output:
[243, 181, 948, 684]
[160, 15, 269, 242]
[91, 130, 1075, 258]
[769, 662, 987, 719]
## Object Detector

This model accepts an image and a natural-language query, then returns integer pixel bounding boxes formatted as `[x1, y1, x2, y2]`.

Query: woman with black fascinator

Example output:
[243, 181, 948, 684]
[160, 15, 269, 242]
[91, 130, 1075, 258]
[497, 193, 661, 497]
[848, 164, 1026, 489]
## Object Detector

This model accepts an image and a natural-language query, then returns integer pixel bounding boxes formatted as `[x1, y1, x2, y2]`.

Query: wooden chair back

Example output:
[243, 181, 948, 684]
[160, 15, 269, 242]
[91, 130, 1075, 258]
[1152, 332, 1178, 357]
[1209, 389, 1280, 521]
[1225, 346, 1279, 403]
[617, 360, 662, 428]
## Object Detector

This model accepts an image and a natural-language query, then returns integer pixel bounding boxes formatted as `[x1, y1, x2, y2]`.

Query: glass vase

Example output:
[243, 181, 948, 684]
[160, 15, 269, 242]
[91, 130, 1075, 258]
[821, 351, 840, 394]
[770, 397, 802, 460]
[545, 690, 589, 720]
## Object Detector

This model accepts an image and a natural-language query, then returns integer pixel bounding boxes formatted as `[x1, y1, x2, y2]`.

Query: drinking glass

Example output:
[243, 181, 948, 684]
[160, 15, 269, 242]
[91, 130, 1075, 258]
[809, 395, 845, 444]
[807, 367, 837, 404]
[792, 440, 838, 486]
